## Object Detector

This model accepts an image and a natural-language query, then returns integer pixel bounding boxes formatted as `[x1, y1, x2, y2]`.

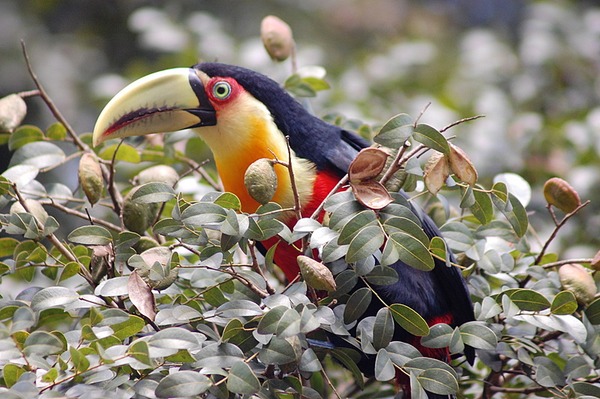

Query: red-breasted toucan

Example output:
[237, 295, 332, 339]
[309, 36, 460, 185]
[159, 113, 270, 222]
[93, 63, 475, 398]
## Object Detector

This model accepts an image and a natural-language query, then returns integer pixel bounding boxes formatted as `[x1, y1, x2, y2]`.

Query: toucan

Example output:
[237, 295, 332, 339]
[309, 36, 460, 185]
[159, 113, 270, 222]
[93, 63, 475, 398]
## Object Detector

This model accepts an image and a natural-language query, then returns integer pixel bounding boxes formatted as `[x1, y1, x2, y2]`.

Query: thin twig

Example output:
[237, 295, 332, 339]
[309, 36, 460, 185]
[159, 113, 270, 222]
[12, 183, 95, 285]
[284, 136, 303, 221]
[248, 241, 276, 295]
[535, 201, 590, 265]
[45, 200, 122, 232]
[440, 114, 485, 133]
[310, 174, 348, 220]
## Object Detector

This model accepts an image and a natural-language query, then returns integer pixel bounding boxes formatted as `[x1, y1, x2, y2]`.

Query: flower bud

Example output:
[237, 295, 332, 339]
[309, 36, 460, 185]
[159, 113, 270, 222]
[558, 263, 597, 305]
[244, 158, 278, 205]
[0, 94, 27, 132]
[133, 165, 179, 187]
[78, 153, 104, 205]
[261, 15, 294, 62]
[122, 187, 160, 234]
[543, 177, 581, 213]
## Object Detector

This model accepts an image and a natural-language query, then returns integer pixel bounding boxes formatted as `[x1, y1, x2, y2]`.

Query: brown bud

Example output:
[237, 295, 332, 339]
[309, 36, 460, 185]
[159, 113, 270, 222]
[558, 263, 597, 305]
[0, 94, 27, 132]
[297, 255, 336, 292]
[543, 177, 581, 213]
[261, 15, 294, 62]
[78, 153, 104, 205]
[448, 143, 478, 186]
[423, 152, 450, 195]
[348, 148, 389, 183]
[133, 165, 179, 187]
[244, 158, 278, 205]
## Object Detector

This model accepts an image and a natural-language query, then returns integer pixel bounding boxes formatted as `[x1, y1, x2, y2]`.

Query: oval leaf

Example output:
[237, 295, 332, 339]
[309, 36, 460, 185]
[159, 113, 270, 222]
[390, 303, 430, 337]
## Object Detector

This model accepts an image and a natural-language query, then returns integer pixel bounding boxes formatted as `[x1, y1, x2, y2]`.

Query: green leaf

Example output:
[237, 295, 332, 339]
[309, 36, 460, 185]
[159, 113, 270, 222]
[23, 331, 65, 356]
[459, 321, 498, 350]
[128, 339, 152, 366]
[492, 192, 528, 237]
[373, 308, 395, 350]
[10, 141, 65, 170]
[246, 218, 284, 241]
[551, 291, 578, 315]
[344, 287, 373, 324]
[338, 210, 378, 245]
[46, 122, 67, 140]
[428, 237, 448, 263]
[148, 327, 199, 350]
[69, 347, 90, 373]
[227, 360, 260, 395]
[111, 315, 146, 340]
[258, 337, 297, 365]
[390, 303, 430, 336]
[31, 286, 79, 311]
[383, 217, 430, 246]
[470, 188, 494, 224]
[98, 143, 141, 163]
[68, 225, 113, 245]
[585, 297, 600, 324]
[130, 182, 175, 203]
[374, 349, 396, 381]
[155, 370, 212, 398]
[194, 343, 244, 368]
[534, 356, 565, 387]
[180, 202, 227, 226]
[214, 192, 241, 211]
[364, 265, 399, 286]
[374, 113, 414, 148]
[413, 124, 450, 154]
[420, 323, 453, 349]
[330, 348, 365, 389]
[346, 224, 385, 263]
[0, 237, 19, 258]
[388, 231, 435, 271]
[299, 348, 322, 372]
[8, 125, 44, 150]
[506, 289, 550, 312]
[417, 367, 459, 395]
[3, 364, 25, 388]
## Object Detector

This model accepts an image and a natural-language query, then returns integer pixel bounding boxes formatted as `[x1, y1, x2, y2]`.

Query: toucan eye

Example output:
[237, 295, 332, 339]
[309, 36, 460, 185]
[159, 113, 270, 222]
[212, 81, 232, 100]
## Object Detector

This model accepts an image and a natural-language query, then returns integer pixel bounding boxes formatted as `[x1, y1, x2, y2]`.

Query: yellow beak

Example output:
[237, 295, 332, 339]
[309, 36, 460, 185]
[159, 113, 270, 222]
[92, 68, 216, 146]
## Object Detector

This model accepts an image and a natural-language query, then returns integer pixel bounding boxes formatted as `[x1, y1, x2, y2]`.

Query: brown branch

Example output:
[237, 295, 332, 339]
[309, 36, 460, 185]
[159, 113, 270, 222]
[45, 200, 122, 232]
[440, 114, 485, 133]
[310, 174, 348, 220]
[248, 240, 276, 295]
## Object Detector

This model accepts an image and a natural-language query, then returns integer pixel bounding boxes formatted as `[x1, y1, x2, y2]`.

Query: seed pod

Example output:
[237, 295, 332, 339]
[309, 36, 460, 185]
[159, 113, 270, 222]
[261, 15, 295, 62]
[558, 263, 597, 305]
[543, 177, 581, 213]
[0, 94, 27, 132]
[448, 143, 478, 186]
[297, 255, 336, 292]
[122, 187, 160, 234]
[423, 152, 450, 195]
[244, 158, 278, 205]
[79, 153, 104, 205]
[133, 165, 179, 187]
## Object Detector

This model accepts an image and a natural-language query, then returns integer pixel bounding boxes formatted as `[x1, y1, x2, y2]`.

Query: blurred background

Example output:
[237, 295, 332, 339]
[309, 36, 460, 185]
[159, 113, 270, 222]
[1, 0, 599, 255]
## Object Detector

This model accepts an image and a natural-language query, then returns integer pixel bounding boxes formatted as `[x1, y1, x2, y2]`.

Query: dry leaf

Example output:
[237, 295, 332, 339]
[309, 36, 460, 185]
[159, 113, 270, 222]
[351, 181, 393, 210]
[128, 270, 156, 321]
[448, 143, 478, 186]
[423, 152, 450, 194]
[348, 147, 389, 183]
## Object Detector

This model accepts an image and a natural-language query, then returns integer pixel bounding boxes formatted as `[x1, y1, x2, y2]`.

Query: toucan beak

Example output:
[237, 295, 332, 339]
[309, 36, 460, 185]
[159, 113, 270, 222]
[92, 68, 216, 146]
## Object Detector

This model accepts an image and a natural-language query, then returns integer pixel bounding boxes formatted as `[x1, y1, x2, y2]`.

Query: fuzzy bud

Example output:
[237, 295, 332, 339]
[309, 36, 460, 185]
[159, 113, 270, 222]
[78, 153, 104, 205]
[244, 158, 278, 205]
[133, 165, 179, 187]
[297, 255, 336, 292]
[543, 177, 581, 213]
[261, 15, 294, 62]
[0, 94, 27, 132]
[558, 263, 597, 305]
